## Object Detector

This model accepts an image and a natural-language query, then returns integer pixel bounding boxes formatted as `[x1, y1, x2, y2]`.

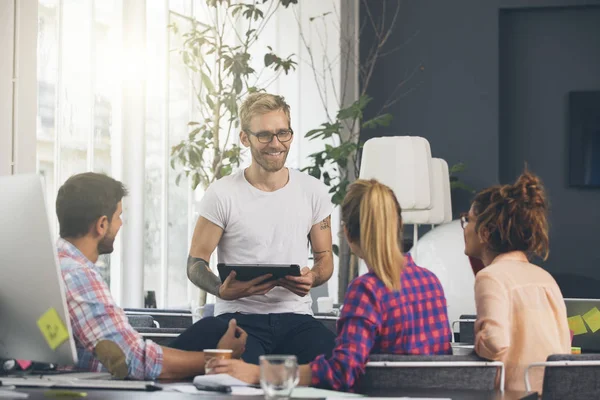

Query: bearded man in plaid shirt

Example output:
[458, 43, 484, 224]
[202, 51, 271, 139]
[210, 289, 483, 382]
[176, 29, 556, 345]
[55, 172, 246, 380]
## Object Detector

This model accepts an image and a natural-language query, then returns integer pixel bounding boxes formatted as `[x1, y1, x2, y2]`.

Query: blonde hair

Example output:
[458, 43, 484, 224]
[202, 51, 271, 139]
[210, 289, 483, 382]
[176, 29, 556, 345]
[342, 179, 404, 290]
[239, 93, 291, 132]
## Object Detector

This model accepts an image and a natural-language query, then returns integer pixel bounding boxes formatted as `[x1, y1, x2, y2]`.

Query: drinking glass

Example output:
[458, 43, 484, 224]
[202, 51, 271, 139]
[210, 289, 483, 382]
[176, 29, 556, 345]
[259, 355, 299, 400]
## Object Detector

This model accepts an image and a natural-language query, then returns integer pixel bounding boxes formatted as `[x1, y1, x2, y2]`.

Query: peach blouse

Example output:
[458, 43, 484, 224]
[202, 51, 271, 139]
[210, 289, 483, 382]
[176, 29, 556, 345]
[474, 252, 571, 392]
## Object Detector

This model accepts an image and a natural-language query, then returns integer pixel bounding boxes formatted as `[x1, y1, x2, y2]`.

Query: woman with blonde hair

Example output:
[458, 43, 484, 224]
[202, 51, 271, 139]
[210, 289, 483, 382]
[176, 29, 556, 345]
[207, 179, 452, 391]
[462, 170, 571, 392]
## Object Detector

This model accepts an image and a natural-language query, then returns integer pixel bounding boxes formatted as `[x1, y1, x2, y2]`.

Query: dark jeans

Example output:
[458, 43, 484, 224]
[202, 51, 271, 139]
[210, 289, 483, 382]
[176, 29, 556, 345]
[169, 313, 336, 365]
[168, 317, 230, 351]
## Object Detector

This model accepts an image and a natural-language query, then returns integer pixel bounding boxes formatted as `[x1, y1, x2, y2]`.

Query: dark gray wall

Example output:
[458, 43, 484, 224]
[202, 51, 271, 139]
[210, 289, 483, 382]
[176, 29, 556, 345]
[499, 7, 600, 295]
[360, 0, 600, 297]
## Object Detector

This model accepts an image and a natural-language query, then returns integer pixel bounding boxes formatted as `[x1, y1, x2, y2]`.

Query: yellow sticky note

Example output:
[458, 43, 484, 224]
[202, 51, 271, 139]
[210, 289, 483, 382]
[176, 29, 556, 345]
[568, 315, 588, 336]
[583, 307, 600, 333]
[37, 307, 70, 350]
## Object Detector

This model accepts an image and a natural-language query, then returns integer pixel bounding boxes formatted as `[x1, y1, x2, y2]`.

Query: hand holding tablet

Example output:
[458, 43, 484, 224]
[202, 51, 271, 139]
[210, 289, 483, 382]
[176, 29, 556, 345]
[217, 264, 301, 301]
[277, 266, 315, 297]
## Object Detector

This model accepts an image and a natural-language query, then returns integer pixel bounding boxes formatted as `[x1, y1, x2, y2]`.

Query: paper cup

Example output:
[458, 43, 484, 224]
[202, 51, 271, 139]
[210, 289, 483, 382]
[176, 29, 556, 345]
[204, 349, 233, 373]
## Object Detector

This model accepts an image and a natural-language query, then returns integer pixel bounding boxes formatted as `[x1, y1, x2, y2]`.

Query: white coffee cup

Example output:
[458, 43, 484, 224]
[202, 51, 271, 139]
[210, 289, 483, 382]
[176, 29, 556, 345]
[317, 297, 334, 314]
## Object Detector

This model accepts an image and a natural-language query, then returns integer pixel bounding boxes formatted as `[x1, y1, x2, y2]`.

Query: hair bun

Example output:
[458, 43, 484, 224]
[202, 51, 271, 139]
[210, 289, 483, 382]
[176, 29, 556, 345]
[513, 171, 547, 209]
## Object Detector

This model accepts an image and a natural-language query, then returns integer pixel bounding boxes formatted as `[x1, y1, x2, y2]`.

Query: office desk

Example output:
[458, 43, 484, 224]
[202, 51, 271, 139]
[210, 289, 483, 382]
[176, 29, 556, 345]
[17, 388, 538, 399]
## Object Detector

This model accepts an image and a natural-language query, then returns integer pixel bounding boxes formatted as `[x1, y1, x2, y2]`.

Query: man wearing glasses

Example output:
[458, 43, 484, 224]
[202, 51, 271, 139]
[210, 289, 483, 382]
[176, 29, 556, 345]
[186, 93, 335, 364]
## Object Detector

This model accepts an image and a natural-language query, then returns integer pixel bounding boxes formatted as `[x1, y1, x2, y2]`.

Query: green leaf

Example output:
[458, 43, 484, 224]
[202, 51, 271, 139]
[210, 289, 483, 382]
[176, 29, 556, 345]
[264, 53, 276, 67]
[188, 121, 200, 126]
[219, 164, 233, 178]
[308, 167, 321, 180]
[332, 191, 344, 205]
[323, 171, 331, 186]
[231, 5, 242, 17]
[362, 113, 393, 129]
[205, 95, 215, 110]
[280, 0, 298, 7]
[168, 23, 179, 34]
[201, 71, 215, 93]
[191, 173, 200, 190]
[450, 162, 467, 174]
[188, 127, 202, 139]
[175, 173, 182, 186]
[233, 76, 243, 94]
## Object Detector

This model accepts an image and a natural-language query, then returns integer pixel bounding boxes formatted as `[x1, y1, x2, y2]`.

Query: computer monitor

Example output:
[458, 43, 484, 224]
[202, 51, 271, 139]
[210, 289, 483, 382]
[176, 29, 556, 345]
[0, 174, 77, 365]
[565, 298, 600, 353]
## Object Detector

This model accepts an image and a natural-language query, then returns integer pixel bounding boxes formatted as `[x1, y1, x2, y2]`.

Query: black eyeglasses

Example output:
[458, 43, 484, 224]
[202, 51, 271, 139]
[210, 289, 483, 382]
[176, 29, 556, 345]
[245, 128, 293, 144]
[460, 212, 469, 230]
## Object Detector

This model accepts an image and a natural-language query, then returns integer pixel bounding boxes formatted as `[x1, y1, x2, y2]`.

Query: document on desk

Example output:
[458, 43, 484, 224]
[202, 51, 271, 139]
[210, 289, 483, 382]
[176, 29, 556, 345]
[0, 389, 29, 399]
[193, 373, 251, 387]
[162, 383, 264, 396]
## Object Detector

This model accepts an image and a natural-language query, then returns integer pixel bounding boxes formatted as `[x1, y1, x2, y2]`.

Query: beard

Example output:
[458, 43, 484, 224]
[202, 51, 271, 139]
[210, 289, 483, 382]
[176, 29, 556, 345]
[98, 232, 116, 255]
[250, 143, 289, 172]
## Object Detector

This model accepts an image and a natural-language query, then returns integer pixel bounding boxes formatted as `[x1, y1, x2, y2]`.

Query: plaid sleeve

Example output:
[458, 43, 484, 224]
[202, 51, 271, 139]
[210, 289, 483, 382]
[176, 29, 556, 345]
[309, 277, 381, 391]
[63, 268, 163, 380]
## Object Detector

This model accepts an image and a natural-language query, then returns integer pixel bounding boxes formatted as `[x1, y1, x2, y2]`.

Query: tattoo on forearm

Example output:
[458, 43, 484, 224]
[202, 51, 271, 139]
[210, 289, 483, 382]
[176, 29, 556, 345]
[319, 216, 331, 230]
[311, 249, 332, 287]
[187, 255, 222, 297]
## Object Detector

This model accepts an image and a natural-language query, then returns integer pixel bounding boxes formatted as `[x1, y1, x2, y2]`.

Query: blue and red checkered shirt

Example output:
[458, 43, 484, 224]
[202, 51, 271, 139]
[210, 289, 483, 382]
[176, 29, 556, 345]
[310, 254, 452, 391]
[57, 238, 163, 379]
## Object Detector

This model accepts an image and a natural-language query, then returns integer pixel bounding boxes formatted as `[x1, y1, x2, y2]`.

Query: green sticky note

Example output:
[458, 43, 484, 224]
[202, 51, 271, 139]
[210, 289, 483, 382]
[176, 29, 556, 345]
[568, 315, 588, 336]
[37, 307, 70, 350]
[583, 307, 600, 333]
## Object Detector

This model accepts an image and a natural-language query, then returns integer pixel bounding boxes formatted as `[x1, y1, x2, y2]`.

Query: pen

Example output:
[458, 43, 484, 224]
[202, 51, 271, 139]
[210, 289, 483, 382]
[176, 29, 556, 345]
[193, 383, 232, 393]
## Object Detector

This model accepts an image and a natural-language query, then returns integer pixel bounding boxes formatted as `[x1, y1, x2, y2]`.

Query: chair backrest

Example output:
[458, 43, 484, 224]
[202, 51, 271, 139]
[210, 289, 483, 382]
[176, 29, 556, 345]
[357, 354, 502, 394]
[314, 316, 337, 335]
[403, 157, 452, 225]
[537, 354, 600, 399]
[453, 314, 476, 344]
[124, 308, 193, 329]
[359, 136, 433, 213]
[126, 314, 155, 328]
[136, 327, 185, 346]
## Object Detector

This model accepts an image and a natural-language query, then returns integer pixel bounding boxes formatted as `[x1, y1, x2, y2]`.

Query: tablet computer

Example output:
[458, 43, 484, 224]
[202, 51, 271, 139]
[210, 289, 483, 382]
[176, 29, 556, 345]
[217, 263, 301, 282]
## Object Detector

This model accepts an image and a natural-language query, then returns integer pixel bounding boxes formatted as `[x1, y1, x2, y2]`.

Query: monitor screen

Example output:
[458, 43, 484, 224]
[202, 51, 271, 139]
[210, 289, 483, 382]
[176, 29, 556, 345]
[569, 91, 600, 187]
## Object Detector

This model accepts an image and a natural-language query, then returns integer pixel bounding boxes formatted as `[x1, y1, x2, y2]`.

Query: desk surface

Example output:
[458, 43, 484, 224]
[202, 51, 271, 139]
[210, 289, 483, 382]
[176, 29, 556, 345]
[16, 388, 538, 400]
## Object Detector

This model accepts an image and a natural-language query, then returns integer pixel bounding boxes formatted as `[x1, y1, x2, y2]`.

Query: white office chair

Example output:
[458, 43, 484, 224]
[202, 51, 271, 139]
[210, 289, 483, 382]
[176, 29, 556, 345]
[358, 137, 452, 272]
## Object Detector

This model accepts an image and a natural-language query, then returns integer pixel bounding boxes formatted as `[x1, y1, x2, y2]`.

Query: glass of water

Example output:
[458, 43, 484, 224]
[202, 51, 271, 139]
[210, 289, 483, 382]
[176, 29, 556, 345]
[259, 355, 299, 400]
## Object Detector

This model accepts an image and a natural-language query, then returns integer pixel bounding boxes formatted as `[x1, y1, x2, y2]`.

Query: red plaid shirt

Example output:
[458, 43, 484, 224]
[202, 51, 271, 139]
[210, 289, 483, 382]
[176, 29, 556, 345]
[310, 254, 452, 391]
[57, 239, 163, 379]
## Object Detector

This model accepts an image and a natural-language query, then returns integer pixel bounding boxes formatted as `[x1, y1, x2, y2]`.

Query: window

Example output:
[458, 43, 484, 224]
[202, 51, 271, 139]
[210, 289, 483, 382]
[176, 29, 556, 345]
[36, 0, 342, 308]
[37, 0, 123, 285]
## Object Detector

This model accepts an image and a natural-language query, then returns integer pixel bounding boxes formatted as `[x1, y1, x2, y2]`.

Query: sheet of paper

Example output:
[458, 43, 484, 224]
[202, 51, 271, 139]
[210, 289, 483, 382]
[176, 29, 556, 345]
[231, 387, 264, 396]
[568, 315, 588, 335]
[294, 387, 364, 398]
[36, 308, 70, 350]
[0, 389, 29, 399]
[162, 383, 264, 396]
[583, 307, 600, 333]
[193, 374, 251, 387]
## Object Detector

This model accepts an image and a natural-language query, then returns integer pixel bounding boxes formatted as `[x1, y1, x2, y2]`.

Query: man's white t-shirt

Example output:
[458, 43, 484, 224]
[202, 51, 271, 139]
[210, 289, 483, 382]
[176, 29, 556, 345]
[198, 168, 333, 316]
